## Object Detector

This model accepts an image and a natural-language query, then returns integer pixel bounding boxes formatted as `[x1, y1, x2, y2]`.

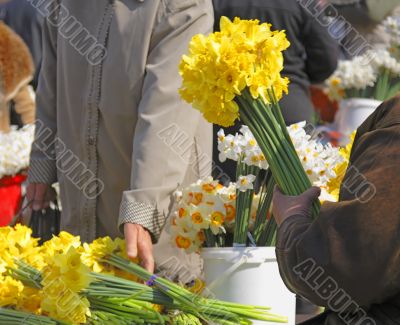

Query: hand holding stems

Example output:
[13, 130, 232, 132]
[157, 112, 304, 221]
[272, 185, 321, 227]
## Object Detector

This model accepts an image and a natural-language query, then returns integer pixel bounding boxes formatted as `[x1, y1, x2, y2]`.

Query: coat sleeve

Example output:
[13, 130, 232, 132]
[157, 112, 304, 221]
[276, 121, 400, 308]
[118, 0, 214, 242]
[13, 86, 35, 125]
[28, 4, 58, 185]
[301, 7, 338, 84]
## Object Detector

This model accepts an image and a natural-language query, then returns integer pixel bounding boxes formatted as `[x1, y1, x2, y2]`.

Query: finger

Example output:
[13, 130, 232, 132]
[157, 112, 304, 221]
[26, 184, 36, 208]
[124, 224, 139, 260]
[273, 185, 285, 202]
[273, 185, 283, 195]
[304, 186, 322, 202]
[42, 187, 56, 210]
[46, 187, 57, 202]
[33, 185, 47, 211]
[138, 229, 155, 273]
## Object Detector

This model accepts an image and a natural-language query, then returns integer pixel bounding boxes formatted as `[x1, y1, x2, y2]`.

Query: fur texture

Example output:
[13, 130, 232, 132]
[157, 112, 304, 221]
[0, 21, 34, 102]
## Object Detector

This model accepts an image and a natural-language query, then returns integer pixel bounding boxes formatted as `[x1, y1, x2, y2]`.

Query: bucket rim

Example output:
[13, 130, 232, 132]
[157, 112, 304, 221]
[340, 98, 383, 106]
[201, 246, 276, 262]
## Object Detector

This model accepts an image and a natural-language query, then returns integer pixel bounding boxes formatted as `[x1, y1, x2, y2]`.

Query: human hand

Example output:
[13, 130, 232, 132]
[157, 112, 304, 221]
[272, 186, 321, 227]
[26, 183, 55, 211]
[124, 223, 155, 273]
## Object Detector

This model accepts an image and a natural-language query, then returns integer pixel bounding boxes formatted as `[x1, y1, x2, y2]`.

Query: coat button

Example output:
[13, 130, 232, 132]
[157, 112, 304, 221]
[88, 137, 96, 145]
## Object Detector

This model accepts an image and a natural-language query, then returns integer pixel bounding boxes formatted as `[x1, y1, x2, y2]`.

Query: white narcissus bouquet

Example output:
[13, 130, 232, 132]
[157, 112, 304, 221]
[0, 125, 34, 179]
[383, 15, 400, 59]
[326, 14, 400, 103]
[325, 48, 400, 102]
[171, 123, 348, 253]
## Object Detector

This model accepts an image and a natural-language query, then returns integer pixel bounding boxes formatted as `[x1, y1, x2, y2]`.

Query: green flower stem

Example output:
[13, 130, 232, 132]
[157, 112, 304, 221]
[257, 216, 278, 247]
[106, 254, 288, 324]
[234, 161, 257, 245]
[204, 228, 218, 248]
[0, 308, 67, 325]
[10, 261, 173, 324]
[250, 94, 310, 191]
[253, 171, 275, 245]
[238, 89, 321, 218]
[237, 97, 293, 192]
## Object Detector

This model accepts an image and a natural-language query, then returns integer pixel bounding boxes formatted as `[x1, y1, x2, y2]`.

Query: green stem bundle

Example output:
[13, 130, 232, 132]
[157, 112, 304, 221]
[234, 162, 258, 245]
[105, 254, 288, 324]
[237, 89, 320, 218]
[0, 308, 66, 325]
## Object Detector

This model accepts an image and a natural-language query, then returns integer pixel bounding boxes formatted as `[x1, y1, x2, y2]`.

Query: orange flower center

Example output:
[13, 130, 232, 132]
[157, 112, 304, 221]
[189, 192, 203, 205]
[179, 208, 187, 218]
[211, 212, 225, 226]
[176, 236, 191, 249]
[202, 184, 216, 193]
[191, 212, 204, 224]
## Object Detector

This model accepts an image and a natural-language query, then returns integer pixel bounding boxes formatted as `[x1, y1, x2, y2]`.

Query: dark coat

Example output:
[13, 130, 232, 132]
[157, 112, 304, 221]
[277, 96, 400, 324]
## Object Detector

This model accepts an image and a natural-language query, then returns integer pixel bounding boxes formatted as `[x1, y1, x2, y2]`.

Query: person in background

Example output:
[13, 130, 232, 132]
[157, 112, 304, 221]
[212, 0, 338, 182]
[0, 0, 43, 89]
[0, 21, 35, 132]
[26, 0, 213, 277]
[273, 95, 400, 324]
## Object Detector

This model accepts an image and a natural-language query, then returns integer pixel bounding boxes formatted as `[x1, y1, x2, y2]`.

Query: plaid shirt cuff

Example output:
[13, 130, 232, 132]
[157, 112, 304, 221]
[28, 159, 57, 185]
[118, 197, 165, 243]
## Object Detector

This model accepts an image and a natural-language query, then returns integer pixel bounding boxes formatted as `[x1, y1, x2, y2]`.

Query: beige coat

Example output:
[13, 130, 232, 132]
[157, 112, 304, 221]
[0, 21, 35, 132]
[29, 0, 213, 250]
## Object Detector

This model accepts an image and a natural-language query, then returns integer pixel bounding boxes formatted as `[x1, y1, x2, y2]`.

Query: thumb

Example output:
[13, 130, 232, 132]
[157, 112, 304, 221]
[302, 186, 321, 203]
[273, 185, 285, 199]
[124, 224, 138, 259]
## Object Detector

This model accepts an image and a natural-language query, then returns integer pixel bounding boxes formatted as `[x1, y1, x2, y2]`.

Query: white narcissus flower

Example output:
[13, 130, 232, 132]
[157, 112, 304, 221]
[180, 176, 219, 206]
[0, 124, 35, 179]
[319, 188, 337, 204]
[209, 210, 226, 235]
[188, 205, 211, 231]
[367, 48, 400, 76]
[325, 56, 378, 101]
[383, 15, 400, 53]
[217, 123, 345, 190]
[288, 122, 345, 189]
[236, 174, 256, 192]
[217, 129, 242, 163]
[171, 225, 200, 253]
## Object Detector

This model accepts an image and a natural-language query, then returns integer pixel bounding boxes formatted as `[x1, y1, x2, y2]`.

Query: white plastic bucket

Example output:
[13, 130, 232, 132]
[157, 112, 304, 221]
[201, 247, 295, 325]
[336, 98, 382, 140]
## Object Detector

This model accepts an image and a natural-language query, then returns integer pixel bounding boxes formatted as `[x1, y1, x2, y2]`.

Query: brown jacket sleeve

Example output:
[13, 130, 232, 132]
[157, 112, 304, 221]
[276, 96, 400, 308]
[13, 85, 35, 125]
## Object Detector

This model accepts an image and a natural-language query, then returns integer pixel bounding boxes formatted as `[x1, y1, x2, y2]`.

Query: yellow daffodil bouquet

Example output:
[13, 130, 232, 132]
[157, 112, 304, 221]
[179, 17, 320, 241]
[1, 226, 287, 324]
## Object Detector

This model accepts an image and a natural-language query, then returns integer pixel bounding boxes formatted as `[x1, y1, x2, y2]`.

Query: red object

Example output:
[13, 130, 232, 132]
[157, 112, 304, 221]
[0, 174, 27, 226]
[310, 86, 339, 123]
